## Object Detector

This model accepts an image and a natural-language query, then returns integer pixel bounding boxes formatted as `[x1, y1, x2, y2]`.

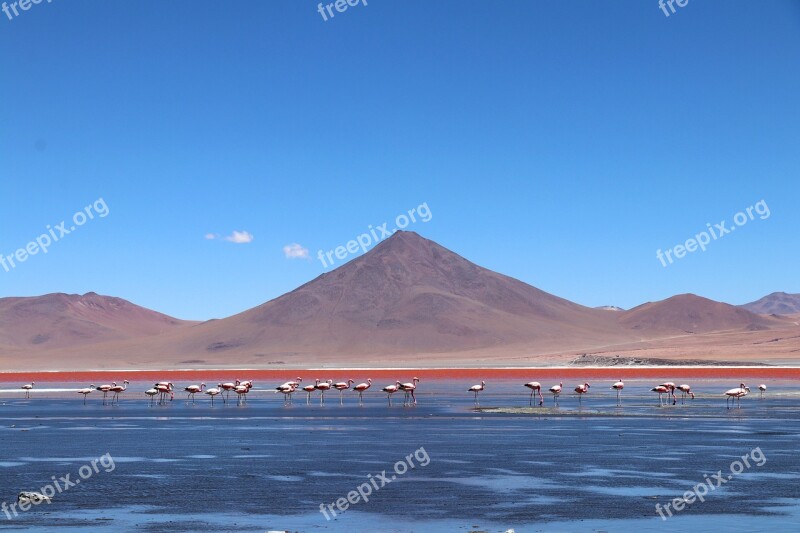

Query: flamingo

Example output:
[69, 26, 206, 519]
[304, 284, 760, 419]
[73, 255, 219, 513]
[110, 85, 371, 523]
[758, 384, 767, 399]
[574, 383, 590, 404]
[155, 382, 174, 405]
[352, 379, 372, 405]
[145, 387, 158, 406]
[239, 380, 254, 390]
[184, 383, 206, 402]
[660, 382, 678, 405]
[95, 383, 114, 405]
[110, 380, 129, 404]
[276, 383, 296, 405]
[333, 379, 354, 404]
[398, 377, 420, 405]
[468, 381, 486, 406]
[21, 382, 34, 399]
[220, 381, 239, 402]
[205, 385, 223, 406]
[676, 384, 695, 404]
[279, 377, 303, 389]
[21, 382, 35, 399]
[524, 381, 543, 406]
[77, 385, 95, 405]
[725, 383, 750, 409]
[382, 383, 399, 406]
[611, 379, 624, 405]
[549, 382, 563, 406]
[314, 379, 333, 405]
[302, 384, 316, 405]
[234, 384, 250, 405]
[651, 385, 669, 406]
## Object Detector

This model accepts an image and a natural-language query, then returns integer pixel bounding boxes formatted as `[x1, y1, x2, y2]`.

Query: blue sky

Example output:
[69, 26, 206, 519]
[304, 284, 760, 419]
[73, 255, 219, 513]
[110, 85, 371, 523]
[1, 0, 799, 320]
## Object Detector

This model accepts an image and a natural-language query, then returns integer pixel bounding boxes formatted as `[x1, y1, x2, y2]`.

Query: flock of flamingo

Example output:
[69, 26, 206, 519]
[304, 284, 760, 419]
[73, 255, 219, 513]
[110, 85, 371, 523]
[15, 378, 766, 409]
[469, 380, 764, 409]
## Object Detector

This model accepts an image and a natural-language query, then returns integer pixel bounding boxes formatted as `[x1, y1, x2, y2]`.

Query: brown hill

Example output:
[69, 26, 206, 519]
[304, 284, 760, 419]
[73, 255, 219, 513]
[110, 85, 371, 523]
[0, 292, 193, 350]
[617, 294, 778, 334]
[741, 292, 800, 315]
[150, 231, 632, 362]
[2, 233, 799, 370]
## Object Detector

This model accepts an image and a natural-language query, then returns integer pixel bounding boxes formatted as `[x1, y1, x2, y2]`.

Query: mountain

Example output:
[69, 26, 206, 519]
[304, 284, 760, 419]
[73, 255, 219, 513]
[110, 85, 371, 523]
[2, 233, 799, 370]
[596, 305, 625, 312]
[741, 292, 800, 315]
[147, 231, 632, 362]
[618, 294, 777, 334]
[0, 292, 193, 350]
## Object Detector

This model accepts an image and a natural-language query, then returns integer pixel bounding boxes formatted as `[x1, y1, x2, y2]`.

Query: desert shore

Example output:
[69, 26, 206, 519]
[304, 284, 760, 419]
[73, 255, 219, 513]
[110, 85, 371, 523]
[1, 366, 798, 383]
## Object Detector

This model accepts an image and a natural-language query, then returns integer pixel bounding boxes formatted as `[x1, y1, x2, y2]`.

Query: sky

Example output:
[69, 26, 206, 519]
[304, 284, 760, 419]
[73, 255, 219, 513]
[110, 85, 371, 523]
[1, 0, 799, 321]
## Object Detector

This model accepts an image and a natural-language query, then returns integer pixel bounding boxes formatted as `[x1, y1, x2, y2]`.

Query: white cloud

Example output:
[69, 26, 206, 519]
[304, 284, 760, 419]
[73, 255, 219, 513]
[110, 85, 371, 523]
[225, 230, 255, 244]
[204, 233, 218, 240]
[283, 243, 310, 259]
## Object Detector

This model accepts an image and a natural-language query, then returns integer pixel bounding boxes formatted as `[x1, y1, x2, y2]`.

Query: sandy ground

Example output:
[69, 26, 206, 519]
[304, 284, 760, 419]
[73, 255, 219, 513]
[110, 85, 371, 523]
[1, 366, 798, 384]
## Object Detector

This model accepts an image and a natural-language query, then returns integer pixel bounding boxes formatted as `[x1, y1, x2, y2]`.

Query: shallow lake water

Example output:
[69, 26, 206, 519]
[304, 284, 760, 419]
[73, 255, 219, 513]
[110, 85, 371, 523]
[0, 378, 798, 532]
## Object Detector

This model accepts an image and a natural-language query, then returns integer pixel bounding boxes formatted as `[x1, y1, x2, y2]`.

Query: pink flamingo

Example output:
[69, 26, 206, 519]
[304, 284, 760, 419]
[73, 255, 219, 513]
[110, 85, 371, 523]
[220, 380, 239, 402]
[352, 379, 372, 405]
[611, 379, 624, 405]
[676, 384, 695, 404]
[95, 383, 114, 405]
[549, 382, 563, 406]
[758, 384, 767, 399]
[205, 385, 223, 406]
[110, 380, 129, 404]
[725, 383, 750, 409]
[660, 382, 677, 405]
[524, 381, 543, 406]
[77, 385, 95, 405]
[21, 382, 34, 399]
[651, 385, 669, 406]
[314, 379, 333, 405]
[468, 381, 486, 405]
[279, 377, 303, 389]
[574, 383, 590, 405]
[155, 382, 174, 405]
[275, 383, 297, 405]
[399, 377, 420, 406]
[234, 384, 250, 405]
[382, 383, 399, 406]
[184, 383, 206, 402]
[333, 379, 354, 405]
[145, 387, 158, 405]
[302, 384, 316, 405]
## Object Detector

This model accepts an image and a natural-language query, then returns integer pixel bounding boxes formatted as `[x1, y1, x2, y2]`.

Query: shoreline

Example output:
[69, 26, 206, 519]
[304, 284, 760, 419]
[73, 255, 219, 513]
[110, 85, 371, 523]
[1, 366, 799, 382]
